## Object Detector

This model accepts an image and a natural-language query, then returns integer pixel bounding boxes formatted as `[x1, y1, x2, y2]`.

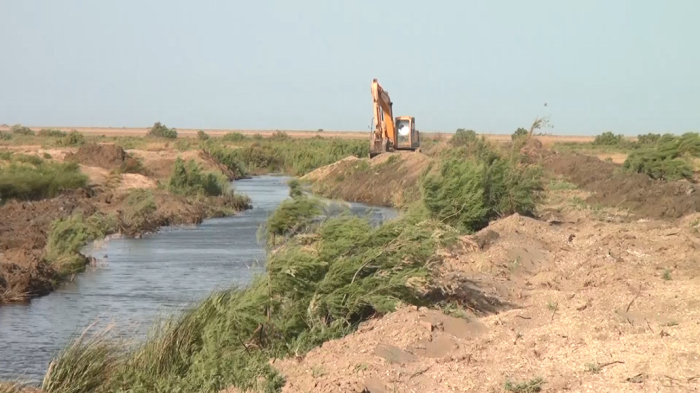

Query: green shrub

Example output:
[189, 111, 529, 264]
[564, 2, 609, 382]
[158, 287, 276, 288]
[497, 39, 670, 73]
[56, 130, 85, 146]
[422, 159, 489, 231]
[483, 158, 543, 217]
[504, 377, 545, 393]
[10, 124, 33, 136]
[622, 132, 699, 181]
[44, 205, 454, 392]
[41, 325, 121, 393]
[0, 150, 13, 160]
[421, 155, 543, 232]
[623, 148, 693, 181]
[168, 157, 230, 197]
[446, 133, 500, 166]
[44, 212, 116, 276]
[637, 133, 661, 145]
[270, 130, 290, 141]
[146, 122, 178, 139]
[512, 127, 529, 141]
[43, 152, 53, 159]
[197, 130, 210, 141]
[222, 132, 248, 142]
[119, 189, 157, 231]
[265, 195, 321, 243]
[206, 137, 368, 177]
[0, 160, 88, 201]
[450, 129, 478, 147]
[12, 153, 44, 166]
[593, 131, 625, 146]
[38, 128, 68, 138]
[0, 131, 11, 140]
[204, 146, 248, 178]
[288, 178, 303, 198]
[175, 138, 192, 151]
[677, 132, 700, 156]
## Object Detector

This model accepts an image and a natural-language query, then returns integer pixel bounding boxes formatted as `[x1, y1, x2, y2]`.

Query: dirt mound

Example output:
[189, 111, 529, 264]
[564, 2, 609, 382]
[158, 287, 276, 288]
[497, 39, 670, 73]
[307, 151, 432, 207]
[274, 208, 700, 392]
[130, 149, 237, 180]
[548, 153, 700, 219]
[64, 143, 128, 170]
[0, 191, 97, 302]
[300, 156, 359, 182]
[116, 174, 157, 191]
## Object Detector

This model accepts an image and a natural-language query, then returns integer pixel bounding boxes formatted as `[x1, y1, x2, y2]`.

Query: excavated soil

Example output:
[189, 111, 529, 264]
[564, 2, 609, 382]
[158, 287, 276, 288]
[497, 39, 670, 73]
[307, 150, 700, 220]
[130, 149, 239, 180]
[548, 153, 700, 219]
[274, 206, 700, 392]
[304, 151, 432, 207]
[0, 190, 97, 302]
[63, 143, 130, 170]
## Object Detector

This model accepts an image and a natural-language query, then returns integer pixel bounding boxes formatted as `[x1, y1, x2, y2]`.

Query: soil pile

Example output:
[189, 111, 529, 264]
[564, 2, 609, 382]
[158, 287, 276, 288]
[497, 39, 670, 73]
[0, 190, 96, 302]
[64, 143, 129, 170]
[548, 153, 700, 219]
[305, 151, 432, 207]
[131, 149, 239, 180]
[274, 210, 700, 392]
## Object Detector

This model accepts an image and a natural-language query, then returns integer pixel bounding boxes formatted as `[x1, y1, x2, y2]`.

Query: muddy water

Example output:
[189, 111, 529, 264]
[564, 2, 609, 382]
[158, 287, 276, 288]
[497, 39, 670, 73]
[0, 175, 396, 383]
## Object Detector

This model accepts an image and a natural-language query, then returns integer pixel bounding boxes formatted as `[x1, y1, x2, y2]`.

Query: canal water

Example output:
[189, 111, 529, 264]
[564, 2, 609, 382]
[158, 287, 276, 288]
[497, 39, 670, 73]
[0, 175, 396, 383]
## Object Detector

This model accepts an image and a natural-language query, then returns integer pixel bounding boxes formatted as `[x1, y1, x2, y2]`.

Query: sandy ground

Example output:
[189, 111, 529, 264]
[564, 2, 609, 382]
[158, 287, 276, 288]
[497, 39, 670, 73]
[274, 201, 700, 393]
[277, 149, 700, 393]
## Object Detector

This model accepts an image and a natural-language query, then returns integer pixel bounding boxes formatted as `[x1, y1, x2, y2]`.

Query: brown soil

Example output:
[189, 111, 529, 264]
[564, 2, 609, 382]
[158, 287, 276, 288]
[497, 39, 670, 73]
[129, 149, 238, 180]
[267, 150, 700, 392]
[304, 151, 432, 207]
[306, 149, 700, 221]
[0, 190, 97, 302]
[275, 204, 700, 392]
[548, 153, 700, 219]
[63, 143, 129, 170]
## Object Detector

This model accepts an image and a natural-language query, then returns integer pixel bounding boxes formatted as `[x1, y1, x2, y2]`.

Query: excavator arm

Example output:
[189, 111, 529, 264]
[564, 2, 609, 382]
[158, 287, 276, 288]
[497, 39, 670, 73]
[371, 79, 396, 144]
[369, 78, 419, 158]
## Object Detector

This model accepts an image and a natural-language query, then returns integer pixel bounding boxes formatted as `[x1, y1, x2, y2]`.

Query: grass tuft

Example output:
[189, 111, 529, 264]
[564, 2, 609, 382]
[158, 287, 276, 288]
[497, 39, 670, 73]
[44, 213, 117, 277]
[168, 157, 230, 197]
[504, 377, 544, 393]
[0, 159, 88, 202]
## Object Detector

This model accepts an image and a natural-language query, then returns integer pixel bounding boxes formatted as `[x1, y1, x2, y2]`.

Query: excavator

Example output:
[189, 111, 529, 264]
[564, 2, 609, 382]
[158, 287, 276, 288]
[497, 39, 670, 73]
[369, 78, 420, 158]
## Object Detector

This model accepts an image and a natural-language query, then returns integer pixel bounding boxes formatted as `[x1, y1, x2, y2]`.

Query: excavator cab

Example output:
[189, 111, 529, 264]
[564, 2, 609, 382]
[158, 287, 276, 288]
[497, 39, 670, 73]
[395, 116, 419, 150]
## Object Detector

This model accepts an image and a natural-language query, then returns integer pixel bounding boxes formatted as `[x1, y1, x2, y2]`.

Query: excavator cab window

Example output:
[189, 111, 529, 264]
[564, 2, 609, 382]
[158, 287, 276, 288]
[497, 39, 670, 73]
[396, 118, 411, 148]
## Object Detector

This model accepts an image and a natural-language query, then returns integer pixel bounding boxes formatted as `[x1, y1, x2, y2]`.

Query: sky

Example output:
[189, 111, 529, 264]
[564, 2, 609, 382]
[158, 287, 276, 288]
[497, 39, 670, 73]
[1, 0, 698, 135]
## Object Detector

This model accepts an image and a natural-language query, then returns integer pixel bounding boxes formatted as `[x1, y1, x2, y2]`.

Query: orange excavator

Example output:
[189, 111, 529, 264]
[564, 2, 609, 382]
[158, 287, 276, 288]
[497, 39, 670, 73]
[369, 78, 420, 158]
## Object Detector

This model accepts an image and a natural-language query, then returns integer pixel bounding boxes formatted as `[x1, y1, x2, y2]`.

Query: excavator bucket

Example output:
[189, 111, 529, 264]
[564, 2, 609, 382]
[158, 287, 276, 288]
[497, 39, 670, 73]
[369, 137, 391, 159]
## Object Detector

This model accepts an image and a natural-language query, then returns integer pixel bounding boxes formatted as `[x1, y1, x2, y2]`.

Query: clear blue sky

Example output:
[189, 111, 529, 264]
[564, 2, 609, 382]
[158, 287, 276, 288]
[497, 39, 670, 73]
[1, 0, 698, 134]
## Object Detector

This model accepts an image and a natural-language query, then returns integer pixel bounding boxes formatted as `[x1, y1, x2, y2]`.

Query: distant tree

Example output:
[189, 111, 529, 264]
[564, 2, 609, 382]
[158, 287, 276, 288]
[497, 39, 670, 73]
[147, 122, 178, 139]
